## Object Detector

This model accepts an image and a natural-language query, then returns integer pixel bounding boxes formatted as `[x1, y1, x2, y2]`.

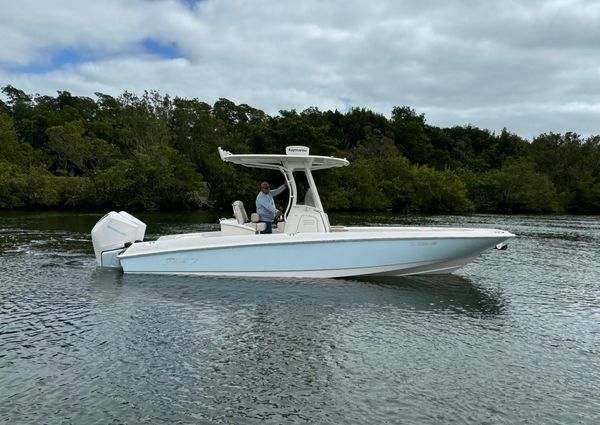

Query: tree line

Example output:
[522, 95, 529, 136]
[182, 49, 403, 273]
[1, 85, 599, 213]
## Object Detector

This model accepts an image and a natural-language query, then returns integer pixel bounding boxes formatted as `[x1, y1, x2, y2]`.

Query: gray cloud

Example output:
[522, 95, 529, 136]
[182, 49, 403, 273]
[1, 0, 598, 139]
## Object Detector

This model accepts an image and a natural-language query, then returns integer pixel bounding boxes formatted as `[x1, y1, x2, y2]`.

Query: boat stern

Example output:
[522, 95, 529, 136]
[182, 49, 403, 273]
[91, 211, 147, 269]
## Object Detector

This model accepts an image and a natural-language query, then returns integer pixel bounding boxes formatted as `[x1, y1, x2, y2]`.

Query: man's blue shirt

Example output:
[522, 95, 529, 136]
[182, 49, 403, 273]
[256, 185, 285, 222]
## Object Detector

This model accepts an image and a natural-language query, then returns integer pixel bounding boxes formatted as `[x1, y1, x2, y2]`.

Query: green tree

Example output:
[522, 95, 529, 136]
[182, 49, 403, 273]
[117, 91, 172, 153]
[94, 144, 203, 210]
[46, 121, 118, 175]
[530, 132, 599, 211]
[390, 106, 432, 164]
[467, 160, 561, 213]
[0, 111, 23, 164]
[408, 166, 473, 212]
[0, 161, 27, 207]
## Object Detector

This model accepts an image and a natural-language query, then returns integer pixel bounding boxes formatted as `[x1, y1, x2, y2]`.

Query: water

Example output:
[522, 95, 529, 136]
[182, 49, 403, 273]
[1, 211, 599, 424]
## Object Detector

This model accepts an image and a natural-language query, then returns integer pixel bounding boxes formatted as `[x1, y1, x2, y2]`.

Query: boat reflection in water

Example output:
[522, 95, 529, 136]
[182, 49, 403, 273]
[91, 268, 505, 319]
[350, 274, 506, 316]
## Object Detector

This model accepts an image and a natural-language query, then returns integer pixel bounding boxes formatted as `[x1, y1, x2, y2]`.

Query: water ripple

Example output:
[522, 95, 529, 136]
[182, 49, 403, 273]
[1, 212, 599, 424]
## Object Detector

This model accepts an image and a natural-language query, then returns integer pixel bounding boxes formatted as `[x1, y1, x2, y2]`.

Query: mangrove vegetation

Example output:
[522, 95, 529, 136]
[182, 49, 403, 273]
[1, 85, 599, 213]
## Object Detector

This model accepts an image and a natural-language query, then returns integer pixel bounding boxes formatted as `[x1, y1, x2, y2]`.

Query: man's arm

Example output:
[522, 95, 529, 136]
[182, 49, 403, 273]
[270, 184, 287, 197]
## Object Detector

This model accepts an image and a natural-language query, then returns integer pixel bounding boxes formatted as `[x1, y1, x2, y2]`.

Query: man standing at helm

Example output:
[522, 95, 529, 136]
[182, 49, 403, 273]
[256, 181, 287, 234]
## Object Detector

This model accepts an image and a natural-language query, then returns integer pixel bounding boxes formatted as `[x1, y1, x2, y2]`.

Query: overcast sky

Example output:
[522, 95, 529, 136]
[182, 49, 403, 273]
[1, 0, 598, 139]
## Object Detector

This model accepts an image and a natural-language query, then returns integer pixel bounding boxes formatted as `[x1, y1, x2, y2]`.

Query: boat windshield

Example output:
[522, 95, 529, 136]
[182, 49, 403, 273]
[293, 170, 316, 207]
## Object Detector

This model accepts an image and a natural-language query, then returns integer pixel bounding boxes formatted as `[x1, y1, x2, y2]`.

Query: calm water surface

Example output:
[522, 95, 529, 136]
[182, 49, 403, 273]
[1, 211, 599, 424]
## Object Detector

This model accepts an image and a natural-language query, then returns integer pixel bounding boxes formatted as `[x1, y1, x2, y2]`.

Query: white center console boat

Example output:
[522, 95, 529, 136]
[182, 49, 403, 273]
[91, 146, 514, 277]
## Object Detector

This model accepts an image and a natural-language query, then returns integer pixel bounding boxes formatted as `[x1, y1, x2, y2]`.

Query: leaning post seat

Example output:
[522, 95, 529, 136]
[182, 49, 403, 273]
[231, 201, 267, 233]
[250, 213, 267, 232]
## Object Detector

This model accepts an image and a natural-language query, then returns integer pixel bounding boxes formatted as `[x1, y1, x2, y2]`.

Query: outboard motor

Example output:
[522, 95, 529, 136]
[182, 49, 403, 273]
[91, 211, 147, 268]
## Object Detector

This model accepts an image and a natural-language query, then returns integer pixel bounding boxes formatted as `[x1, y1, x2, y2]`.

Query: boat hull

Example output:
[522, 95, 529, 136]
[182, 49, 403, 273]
[117, 227, 514, 278]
